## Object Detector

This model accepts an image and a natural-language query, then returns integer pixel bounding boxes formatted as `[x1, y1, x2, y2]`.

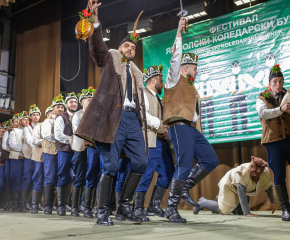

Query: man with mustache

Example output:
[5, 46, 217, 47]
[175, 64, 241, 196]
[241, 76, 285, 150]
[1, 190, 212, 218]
[256, 64, 290, 221]
[192, 156, 276, 217]
[76, 0, 148, 226]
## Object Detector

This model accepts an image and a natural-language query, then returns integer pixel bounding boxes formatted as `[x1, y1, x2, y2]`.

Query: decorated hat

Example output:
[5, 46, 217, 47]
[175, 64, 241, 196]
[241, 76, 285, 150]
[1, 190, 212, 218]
[119, 11, 143, 48]
[65, 92, 78, 104]
[45, 105, 53, 115]
[143, 65, 163, 82]
[269, 64, 284, 81]
[4, 120, 12, 129]
[19, 111, 29, 120]
[29, 104, 41, 116]
[52, 94, 65, 108]
[0, 123, 4, 129]
[181, 53, 198, 66]
[11, 113, 20, 122]
[77, 86, 96, 103]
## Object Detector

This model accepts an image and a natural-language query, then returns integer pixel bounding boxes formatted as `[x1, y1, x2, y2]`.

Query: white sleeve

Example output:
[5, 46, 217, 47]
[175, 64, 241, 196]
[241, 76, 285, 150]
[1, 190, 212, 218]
[164, 37, 182, 89]
[2, 132, 8, 151]
[144, 93, 161, 130]
[72, 114, 81, 134]
[54, 117, 69, 144]
[41, 119, 55, 142]
[93, 22, 100, 28]
[23, 127, 34, 148]
[256, 98, 283, 120]
[8, 131, 22, 152]
[32, 124, 43, 147]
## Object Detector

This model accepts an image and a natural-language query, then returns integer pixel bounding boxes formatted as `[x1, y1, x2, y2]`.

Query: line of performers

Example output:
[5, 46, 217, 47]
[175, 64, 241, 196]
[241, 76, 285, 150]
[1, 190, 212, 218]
[1, 6, 290, 226]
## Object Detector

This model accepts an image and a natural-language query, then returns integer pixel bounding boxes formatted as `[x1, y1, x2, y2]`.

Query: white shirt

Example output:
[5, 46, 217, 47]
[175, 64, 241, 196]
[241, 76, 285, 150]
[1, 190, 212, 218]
[32, 123, 43, 147]
[256, 98, 283, 120]
[23, 125, 35, 148]
[54, 111, 73, 144]
[164, 37, 199, 123]
[9, 128, 23, 154]
[42, 118, 55, 143]
[144, 89, 161, 130]
[2, 131, 10, 151]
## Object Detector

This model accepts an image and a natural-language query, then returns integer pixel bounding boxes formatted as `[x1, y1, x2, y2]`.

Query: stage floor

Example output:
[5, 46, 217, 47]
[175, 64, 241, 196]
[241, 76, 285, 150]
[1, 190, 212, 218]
[0, 210, 289, 239]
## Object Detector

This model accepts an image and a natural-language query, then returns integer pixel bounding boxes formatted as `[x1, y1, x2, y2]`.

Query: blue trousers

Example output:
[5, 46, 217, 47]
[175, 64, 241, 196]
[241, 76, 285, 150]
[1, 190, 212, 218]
[10, 158, 24, 192]
[4, 159, 11, 189]
[115, 158, 131, 192]
[96, 110, 148, 177]
[168, 125, 219, 181]
[137, 137, 175, 192]
[43, 153, 58, 186]
[57, 151, 74, 187]
[0, 166, 4, 192]
[32, 161, 44, 191]
[86, 147, 101, 189]
[71, 150, 87, 188]
[21, 158, 34, 191]
[265, 135, 290, 185]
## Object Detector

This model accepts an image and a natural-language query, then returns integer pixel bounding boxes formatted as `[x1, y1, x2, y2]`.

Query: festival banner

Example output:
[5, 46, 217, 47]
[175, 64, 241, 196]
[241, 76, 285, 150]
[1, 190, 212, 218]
[142, 0, 290, 144]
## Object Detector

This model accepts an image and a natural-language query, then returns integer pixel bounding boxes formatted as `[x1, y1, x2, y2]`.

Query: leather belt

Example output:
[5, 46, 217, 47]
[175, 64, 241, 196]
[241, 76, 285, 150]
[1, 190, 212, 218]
[123, 106, 136, 112]
[157, 133, 166, 139]
[19, 156, 25, 160]
[167, 121, 196, 130]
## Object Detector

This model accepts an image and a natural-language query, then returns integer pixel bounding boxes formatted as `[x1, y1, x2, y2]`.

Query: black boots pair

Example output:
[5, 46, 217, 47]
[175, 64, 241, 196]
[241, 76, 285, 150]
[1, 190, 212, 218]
[275, 185, 290, 221]
[71, 187, 95, 217]
[133, 185, 166, 221]
[96, 171, 143, 226]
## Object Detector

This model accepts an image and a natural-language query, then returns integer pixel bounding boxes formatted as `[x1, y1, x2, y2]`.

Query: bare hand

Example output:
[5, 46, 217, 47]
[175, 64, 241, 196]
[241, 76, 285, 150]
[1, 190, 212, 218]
[90, 0, 102, 23]
[164, 131, 169, 139]
[246, 213, 259, 217]
[177, 17, 187, 37]
[281, 102, 290, 112]
[270, 203, 276, 214]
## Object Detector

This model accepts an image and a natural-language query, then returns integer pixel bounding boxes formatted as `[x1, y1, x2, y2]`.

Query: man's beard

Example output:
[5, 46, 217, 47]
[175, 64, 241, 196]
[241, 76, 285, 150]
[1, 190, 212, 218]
[187, 72, 196, 81]
[68, 107, 77, 113]
[121, 50, 134, 62]
[155, 84, 162, 95]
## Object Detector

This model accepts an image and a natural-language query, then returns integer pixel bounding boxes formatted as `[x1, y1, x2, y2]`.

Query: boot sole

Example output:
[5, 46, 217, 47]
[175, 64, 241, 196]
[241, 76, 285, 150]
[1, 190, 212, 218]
[97, 223, 114, 226]
[116, 214, 142, 223]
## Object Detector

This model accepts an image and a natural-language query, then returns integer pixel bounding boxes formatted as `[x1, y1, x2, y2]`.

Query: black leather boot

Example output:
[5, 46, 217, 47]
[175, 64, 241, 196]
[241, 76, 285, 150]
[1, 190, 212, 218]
[115, 192, 126, 220]
[71, 187, 81, 217]
[56, 187, 66, 216]
[78, 186, 85, 214]
[193, 197, 219, 215]
[3, 188, 11, 211]
[26, 190, 32, 210]
[116, 171, 143, 223]
[65, 183, 73, 212]
[96, 174, 114, 226]
[31, 190, 42, 214]
[37, 190, 45, 211]
[133, 192, 150, 222]
[43, 185, 54, 214]
[164, 179, 186, 223]
[93, 188, 98, 217]
[275, 185, 290, 221]
[181, 164, 209, 207]
[19, 190, 28, 213]
[146, 186, 166, 217]
[83, 187, 94, 218]
[11, 191, 19, 212]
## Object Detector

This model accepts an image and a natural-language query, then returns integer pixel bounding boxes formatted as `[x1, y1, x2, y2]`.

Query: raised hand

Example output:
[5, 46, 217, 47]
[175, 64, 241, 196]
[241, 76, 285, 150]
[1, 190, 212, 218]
[90, 0, 102, 23]
[177, 17, 187, 37]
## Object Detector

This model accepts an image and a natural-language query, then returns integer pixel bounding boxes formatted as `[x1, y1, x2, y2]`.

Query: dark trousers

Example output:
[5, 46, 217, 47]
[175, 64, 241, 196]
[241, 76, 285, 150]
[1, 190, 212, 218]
[137, 137, 175, 192]
[71, 150, 87, 188]
[0, 166, 4, 192]
[168, 125, 219, 181]
[265, 135, 290, 185]
[32, 161, 44, 191]
[43, 153, 58, 186]
[10, 158, 24, 192]
[57, 151, 74, 187]
[115, 158, 131, 192]
[4, 159, 11, 189]
[86, 147, 101, 189]
[21, 158, 34, 191]
[96, 110, 148, 177]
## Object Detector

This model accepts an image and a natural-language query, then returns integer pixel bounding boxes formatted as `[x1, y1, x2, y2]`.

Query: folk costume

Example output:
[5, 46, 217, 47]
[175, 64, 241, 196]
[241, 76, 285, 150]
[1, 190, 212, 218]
[54, 92, 77, 216]
[70, 87, 97, 218]
[41, 95, 64, 214]
[2, 121, 12, 210]
[193, 157, 275, 216]
[76, 13, 148, 226]
[256, 65, 290, 221]
[163, 38, 219, 223]
[8, 113, 25, 211]
[133, 66, 175, 221]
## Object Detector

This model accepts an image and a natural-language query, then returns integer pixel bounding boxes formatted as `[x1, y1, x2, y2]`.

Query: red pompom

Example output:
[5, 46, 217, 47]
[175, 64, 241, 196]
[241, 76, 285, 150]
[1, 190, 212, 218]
[189, 77, 194, 82]
[196, 56, 198, 59]
[91, 87, 93, 89]
[264, 90, 267, 93]
[26, 112, 28, 114]
[58, 97, 60, 99]
[276, 64, 279, 68]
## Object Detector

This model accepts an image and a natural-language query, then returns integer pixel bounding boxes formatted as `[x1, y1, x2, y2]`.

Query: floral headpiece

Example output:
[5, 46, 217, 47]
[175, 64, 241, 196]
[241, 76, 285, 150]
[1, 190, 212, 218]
[65, 92, 78, 104]
[29, 104, 41, 116]
[45, 105, 53, 116]
[11, 113, 20, 122]
[52, 94, 65, 108]
[181, 53, 198, 66]
[19, 111, 29, 120]
[143, 65, 163, 82]
[77, 86, 96, 103]
[269, 64, 284, 82]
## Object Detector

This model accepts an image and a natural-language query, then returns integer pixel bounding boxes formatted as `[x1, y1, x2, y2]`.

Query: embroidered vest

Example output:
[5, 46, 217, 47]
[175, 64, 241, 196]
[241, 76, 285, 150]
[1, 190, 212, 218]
[22, 125, 33, 159]
[42, 118, 58, 155]
[69, 109, 86, 152]
[55, 112, 73, 152]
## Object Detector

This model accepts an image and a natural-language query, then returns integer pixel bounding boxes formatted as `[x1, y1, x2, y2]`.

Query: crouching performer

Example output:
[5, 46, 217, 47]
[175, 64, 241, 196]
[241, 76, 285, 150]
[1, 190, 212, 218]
[193, 157, 276, 217]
